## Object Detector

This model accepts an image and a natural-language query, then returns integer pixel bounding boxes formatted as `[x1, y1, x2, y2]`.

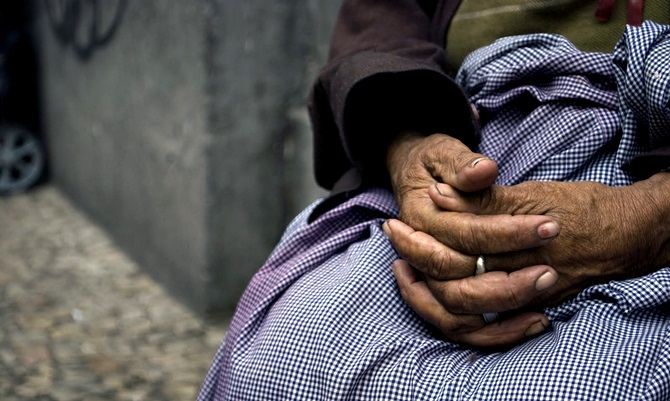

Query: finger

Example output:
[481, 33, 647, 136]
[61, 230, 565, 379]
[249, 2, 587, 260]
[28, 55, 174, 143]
[424, 135, 499, 192]
[425, 265, 558, 314]
[427, 183, 560, 253]
[384, 218, 559, 281]
[456, 157, 499, 193]
[392, 260, 550, 347]
[383, 219, 474, 280]
[396, 187, 444, 232]
[431, 210, 559, 255]
[386, 209, 557, 264]
[422, 190, 560, 254]
[431, 182, 560, 233]
[392, 260, 485, 333]
[482, 249, 554, 274]
[451, 313, 550, 348]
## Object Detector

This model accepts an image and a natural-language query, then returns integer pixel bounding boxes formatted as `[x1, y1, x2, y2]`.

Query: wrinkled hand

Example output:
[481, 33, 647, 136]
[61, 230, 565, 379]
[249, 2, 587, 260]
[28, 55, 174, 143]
[387, 254, 556, 347]
[385, 131, 562, 346]
[414, 174, 670, 309]
[386, 132, 560, 253]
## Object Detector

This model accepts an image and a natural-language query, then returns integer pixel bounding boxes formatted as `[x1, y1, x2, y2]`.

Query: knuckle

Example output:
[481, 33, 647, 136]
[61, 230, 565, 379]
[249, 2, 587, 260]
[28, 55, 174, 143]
[442, 282, 474, 313]
[425, 248, 453, 279]
[437, 312, 477, 336]
[437, 315, 455, 336]
[478, 188, 495, 211]
[455, 150, 476, 172]
[397, 283, 411, 302]
[399, 202, 430, 233]
[396, 278, 418, 304]
[459, 223, 484, 254]
[425, 249, 444, 278]
[503, 285, 524, 310]
[508, 221, 532, 250]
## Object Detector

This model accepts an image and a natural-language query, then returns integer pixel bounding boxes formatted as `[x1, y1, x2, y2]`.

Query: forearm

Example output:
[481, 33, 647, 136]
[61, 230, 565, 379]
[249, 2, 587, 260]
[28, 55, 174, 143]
[635, 172, 670, 269]
[309, 0, 476, 190]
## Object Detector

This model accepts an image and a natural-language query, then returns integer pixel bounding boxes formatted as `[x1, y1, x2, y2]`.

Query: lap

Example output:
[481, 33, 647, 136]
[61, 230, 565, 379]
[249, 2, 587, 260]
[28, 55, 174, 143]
[199, 189, 670, 401]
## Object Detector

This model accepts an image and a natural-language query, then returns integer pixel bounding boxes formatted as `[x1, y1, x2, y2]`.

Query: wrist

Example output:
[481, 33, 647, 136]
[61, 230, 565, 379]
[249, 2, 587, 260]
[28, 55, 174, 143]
[645, 172, 670, 267]
[622, 173, 670, 272]
[386, 131, 425, 185]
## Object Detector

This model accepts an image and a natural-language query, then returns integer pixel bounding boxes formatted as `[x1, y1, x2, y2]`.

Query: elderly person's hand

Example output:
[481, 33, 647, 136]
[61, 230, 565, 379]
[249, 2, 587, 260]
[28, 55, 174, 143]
[385, 130, 670, 347]
[392, 172, 670, 309]
[385, 131, 563, 347]
[386, 131, 562, 252]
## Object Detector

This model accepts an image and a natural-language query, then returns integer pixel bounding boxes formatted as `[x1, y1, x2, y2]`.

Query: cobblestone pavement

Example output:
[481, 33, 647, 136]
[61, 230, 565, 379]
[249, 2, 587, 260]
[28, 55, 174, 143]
[0, 185, 228, 401]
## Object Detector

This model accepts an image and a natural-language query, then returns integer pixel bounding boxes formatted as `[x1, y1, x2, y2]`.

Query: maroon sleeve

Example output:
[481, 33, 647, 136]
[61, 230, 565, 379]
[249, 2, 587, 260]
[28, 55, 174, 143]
[624, 145, 670, 178]
[308, 0, 478, 191]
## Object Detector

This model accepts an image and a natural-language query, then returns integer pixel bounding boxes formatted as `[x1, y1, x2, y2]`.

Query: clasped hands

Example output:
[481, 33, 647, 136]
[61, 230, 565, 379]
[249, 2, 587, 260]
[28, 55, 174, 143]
[383, 131, 670, 348]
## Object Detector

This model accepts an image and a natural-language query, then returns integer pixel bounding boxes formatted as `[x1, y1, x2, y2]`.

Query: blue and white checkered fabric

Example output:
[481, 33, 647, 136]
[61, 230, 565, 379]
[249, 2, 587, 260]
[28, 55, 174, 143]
[197, 22, 670, 400]
[456, 21, 670, 186]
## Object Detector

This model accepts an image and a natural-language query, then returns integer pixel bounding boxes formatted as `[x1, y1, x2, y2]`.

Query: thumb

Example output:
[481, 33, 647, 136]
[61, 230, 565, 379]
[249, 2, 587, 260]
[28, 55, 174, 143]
[429, 182, 509, 214]
[432, 155, 499, 193]
[423, 135, 499, 192]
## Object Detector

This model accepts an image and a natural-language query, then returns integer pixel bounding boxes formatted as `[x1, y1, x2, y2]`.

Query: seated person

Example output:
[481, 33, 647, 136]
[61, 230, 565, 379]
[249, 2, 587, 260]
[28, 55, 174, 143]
[197, 1, 670, 399]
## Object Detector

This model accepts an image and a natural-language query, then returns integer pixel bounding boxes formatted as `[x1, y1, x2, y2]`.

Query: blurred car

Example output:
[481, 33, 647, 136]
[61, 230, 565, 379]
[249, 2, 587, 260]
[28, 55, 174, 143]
[0, 3, 45, 194]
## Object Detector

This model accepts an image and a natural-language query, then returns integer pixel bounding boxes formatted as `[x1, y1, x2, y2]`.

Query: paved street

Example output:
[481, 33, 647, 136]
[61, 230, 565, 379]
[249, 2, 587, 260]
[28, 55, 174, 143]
[0, 185, 228, 401]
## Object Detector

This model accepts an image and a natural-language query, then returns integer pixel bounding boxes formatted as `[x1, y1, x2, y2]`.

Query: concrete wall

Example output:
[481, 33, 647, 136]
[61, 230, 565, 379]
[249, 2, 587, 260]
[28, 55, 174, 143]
[36, 0, 338, 315]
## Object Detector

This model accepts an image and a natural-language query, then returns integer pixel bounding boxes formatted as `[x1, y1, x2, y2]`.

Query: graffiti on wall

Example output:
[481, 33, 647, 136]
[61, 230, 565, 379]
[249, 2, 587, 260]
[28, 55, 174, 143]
[44, 0, 128, 60]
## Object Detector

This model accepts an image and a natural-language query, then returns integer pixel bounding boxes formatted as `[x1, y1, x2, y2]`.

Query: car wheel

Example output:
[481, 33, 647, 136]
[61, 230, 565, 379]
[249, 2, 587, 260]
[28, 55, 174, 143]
[0, 124, 45, 193]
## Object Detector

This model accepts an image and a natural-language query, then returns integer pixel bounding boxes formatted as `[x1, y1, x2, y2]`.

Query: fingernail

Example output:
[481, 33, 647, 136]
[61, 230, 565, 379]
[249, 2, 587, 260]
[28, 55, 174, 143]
[535, 271, 558, 292]
[434, 182, 444, 196]
[382, 220, 392, 235]
[525, 320, 548, 337]
[434, 183, 456, 198]
[471, 157, 487, 168]
[537, 221, 560, 239]
[391, 260, 400, 272]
